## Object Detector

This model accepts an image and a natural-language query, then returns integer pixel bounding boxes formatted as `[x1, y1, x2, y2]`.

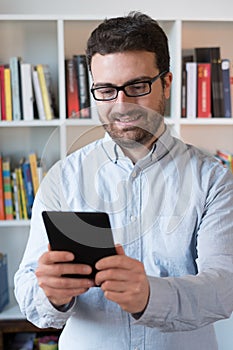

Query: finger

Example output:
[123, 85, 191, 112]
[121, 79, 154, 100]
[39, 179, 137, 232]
[95, 255, 137, 271]
[39, 250, 75, 265]
[115, 244, 125, 255]
[38, 275, 95, 290]
[36, 262, 93, 278]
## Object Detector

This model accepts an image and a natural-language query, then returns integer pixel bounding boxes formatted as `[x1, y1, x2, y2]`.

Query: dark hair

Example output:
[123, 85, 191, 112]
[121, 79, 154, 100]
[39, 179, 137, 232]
[86, 11, 170, 79]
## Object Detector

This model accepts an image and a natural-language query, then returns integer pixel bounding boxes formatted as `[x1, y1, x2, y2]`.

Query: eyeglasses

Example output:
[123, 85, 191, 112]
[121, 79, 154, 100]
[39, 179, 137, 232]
[91, 70, 168, 101]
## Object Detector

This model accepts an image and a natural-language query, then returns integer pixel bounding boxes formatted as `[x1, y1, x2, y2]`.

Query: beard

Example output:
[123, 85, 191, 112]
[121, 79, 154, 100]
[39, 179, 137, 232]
[98, 97, 166, 149]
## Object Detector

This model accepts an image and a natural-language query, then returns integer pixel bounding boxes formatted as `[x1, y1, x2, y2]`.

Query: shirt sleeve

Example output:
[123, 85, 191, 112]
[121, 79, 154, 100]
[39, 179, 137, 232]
[14, 161, 76, 329]
[133, 166, 233, 332]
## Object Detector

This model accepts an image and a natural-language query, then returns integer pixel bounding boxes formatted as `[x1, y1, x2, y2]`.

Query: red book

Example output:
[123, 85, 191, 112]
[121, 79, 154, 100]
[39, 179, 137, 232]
[65, 59, 80, 118]
[0, 65, 6, 121]
[197, 63, 211, 118]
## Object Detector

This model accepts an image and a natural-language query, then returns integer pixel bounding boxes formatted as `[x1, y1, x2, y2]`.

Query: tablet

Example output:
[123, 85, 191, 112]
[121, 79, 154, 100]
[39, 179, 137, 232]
[42, 211, 116, 279]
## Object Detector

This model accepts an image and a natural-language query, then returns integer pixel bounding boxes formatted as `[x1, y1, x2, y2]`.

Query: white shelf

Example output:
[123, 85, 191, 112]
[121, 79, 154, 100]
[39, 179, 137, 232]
[0, 220, 30, 228]
[0, 290, 25, 320]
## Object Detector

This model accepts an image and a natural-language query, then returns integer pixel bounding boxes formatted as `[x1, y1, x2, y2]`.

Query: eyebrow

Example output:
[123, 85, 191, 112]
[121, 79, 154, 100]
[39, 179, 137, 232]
[93, 75, 153, 88]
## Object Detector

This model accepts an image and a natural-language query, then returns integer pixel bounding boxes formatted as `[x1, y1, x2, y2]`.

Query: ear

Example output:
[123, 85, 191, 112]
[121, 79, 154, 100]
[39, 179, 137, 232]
[163, 72, 173, 100]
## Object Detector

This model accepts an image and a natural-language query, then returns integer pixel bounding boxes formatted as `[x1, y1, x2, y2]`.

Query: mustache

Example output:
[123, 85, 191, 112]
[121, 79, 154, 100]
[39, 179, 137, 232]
[109, 108, 147, 121]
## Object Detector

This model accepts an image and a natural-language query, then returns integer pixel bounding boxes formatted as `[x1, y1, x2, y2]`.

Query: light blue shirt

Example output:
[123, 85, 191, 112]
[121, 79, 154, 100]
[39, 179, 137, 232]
[14, 127, 233, 350]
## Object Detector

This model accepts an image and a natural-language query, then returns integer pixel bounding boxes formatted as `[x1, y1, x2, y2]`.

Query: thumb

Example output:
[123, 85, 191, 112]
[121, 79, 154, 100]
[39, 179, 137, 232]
[115, 243, 125, 255]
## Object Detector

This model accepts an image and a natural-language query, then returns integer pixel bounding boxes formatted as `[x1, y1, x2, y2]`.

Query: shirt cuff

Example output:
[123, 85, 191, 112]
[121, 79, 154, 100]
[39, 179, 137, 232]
[132, 275, 175, 328]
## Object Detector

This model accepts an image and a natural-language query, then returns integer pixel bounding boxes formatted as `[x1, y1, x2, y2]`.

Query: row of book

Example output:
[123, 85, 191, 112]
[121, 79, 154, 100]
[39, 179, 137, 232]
[65, 54, 92, 119]
[182, 47, 233, 118]
[0, 57, 56, 122]
[0, 153, 43, 220]
[215, 149, 233, 172]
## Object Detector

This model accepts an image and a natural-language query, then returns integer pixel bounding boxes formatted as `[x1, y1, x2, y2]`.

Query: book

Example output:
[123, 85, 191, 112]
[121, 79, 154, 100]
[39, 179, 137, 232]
[15, 167, 28, 220]
[20, 62, 34, 121]
[197, 63, 211, 118]
[221, 58, 232, 118]
[0, 155, 5, 220]
[185, 61, 197, 118]
[4, 66, 13, 121]
[195, 47, 224, 117]
[2, 158, 14, 220]
[36, 64, 55, 120]
[181, 54, 194, 118]
[215, 149, 233, 172]
[32, 68, 46, 120]
[9, 56, 22, 121]
[11, 171, 21, 220]
[73, 55, 91, 118]
[65, 59, 80, 118]
[29, 152, 40, 195]
[0, 65, 6, 121]
[21, 159, 34, 218]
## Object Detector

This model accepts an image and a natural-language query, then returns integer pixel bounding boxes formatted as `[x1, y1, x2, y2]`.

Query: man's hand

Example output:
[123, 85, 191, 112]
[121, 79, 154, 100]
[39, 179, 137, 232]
[95, 245, 150, 314]
[35, 246, 95, 307]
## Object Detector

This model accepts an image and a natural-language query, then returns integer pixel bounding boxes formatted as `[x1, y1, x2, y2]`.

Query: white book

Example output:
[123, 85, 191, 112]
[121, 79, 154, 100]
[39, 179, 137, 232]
[20, 62, 34, 121]
[186, 62, 197, 119]
[32, 69, 46, 120]
[9, 56, 22, 121]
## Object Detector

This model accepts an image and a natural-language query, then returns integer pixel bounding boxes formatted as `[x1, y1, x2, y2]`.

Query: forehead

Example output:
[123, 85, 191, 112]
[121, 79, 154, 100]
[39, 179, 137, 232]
[91, 51, 157, 84]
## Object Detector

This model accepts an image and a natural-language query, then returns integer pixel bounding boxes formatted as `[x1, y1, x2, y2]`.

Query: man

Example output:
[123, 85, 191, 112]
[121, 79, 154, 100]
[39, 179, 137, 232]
[15, 12, 233, 350]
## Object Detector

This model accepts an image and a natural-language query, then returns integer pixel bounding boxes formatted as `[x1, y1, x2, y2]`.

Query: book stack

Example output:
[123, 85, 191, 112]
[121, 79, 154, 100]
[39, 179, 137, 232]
[65, 54, 91, 119]
[181, 47, 232, 119]
[0, 57, 56, 122]
[0, 153, 43, 220]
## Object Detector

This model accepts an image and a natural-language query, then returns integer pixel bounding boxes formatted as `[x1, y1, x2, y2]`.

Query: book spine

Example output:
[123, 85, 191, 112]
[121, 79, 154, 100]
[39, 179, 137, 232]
[185, 62, 197, 119]
[36, 64, 54, 120]
[20, 63, 34, 121]
[11, 171, 20, 220]
[4, 67, 13, 121]
[9, 57, 22, 121]
[0, 65, 6, 121]
[73, 55, 91, 118]
[32, 69, 46, 120]
[0, 155, 5, 220]
[16, 167, 28, 220]
[221, 59, 232, 118]
[21, 162, 34, 218]
[197, 63, 211, 118]
[2, 159, 14, 220]
[29, 153, 40, 195]
[65, 59, 80, 118]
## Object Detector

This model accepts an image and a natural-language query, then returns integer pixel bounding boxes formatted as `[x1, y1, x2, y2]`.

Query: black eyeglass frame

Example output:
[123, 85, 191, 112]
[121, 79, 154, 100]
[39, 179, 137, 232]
[91, 70, 168, 101]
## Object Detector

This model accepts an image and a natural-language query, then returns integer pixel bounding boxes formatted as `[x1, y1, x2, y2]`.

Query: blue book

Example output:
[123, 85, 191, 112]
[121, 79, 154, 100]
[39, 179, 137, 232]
[21, 160, 34, 218]
[221, 58, 232, 118]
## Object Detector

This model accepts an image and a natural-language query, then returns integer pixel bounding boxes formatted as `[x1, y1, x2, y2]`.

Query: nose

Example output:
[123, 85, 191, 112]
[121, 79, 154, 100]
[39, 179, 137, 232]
[116, 90, 134, 103]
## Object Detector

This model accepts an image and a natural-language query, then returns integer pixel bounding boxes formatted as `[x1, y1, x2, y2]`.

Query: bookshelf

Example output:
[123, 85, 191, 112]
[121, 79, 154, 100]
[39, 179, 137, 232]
[0, 13, 233, 349]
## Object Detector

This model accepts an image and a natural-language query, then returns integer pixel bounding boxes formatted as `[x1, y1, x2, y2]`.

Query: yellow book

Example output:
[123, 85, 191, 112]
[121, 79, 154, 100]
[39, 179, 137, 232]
[29, 153, 39, 195]
[36, 64, 54, 120]
[4, 67, 13, 121]
[16, 167, 28, 220]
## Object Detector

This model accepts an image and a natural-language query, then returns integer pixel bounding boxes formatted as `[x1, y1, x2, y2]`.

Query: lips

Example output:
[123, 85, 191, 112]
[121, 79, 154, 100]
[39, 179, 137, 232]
[113, 114, 142, 125]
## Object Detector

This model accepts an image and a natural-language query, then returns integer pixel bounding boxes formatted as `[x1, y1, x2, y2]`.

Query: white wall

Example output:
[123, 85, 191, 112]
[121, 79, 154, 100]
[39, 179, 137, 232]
[1, 0, 233, 19]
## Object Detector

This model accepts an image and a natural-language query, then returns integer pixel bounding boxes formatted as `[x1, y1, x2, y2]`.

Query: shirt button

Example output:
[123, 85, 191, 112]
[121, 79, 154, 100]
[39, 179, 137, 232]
[132, 171, 137, 178]
[130, 215, 136, 222]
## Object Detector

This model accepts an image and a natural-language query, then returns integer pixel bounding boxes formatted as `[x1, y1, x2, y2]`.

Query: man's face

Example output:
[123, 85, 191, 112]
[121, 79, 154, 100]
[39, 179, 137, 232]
[91, 51, 172, 150]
